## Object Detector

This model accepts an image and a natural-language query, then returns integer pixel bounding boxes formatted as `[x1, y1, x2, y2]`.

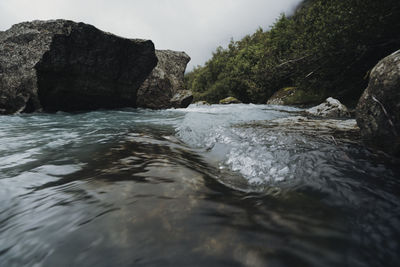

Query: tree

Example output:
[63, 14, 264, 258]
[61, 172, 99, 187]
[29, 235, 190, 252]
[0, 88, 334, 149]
[185, 0, 400, 106]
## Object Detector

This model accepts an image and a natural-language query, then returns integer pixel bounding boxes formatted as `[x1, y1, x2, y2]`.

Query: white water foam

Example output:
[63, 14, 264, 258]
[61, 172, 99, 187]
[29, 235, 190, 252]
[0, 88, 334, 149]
[175, 104, 302, 184]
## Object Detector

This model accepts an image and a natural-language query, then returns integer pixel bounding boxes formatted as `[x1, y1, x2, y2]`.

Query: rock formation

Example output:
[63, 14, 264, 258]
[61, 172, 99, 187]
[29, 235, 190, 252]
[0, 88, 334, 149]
[0, 20, 157, 114]
[267, 87, 322, 106]
[356, 50, 400, 156]
[219, 97, 241, 104]
[259, 116, 360, 144]
[170, 90, 193, 108]
[306, 97, 351, 118]
[194, 101, 210, 106]
[267, 87, 297, 105]
[137, 50, 192, 109]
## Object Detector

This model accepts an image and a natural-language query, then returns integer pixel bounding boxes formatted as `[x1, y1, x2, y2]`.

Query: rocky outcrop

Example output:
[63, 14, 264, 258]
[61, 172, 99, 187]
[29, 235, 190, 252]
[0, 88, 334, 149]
[306, 97, 351, 118]
[0, 19, 157, 114]
[219, 97, 241, 104]
[267, 87, 297, 105]
[267, 87, 323, 106]
[356, 50, 400, 156]
[170, 90, 193, 108]
[137, 50, 191, 109]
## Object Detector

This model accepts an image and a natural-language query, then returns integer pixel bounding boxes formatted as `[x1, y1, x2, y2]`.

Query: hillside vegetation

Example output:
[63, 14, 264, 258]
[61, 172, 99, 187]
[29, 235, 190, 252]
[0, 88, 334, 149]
[185, 0, 400, 106]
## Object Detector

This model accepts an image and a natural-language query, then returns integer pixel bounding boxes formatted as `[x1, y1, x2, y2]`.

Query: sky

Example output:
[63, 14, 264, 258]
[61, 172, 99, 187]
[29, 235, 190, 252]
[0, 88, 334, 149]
[0, 0, 302, 70]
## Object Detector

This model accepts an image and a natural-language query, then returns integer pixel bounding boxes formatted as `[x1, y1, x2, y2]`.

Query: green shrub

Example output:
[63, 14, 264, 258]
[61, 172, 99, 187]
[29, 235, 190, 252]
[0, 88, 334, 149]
[185, 0, 400, 107]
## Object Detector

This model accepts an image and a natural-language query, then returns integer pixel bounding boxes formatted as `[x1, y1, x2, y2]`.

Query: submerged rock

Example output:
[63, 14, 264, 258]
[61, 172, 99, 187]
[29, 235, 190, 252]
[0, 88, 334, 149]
[356, 50, 400, 156]
[245, 116, 360, 144]
[137, 50, 192, 109]
[219, 97, 241, 104]
[0, 19, 157, 114]
[306, 97, 351, 118]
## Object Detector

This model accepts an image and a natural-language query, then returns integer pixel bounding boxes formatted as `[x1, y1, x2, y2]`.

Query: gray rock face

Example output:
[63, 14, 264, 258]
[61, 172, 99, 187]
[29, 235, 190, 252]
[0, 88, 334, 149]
[0, 20, 157, 114]
[306, 97, 351, 118]
[356, 50, 400, 156]
[170, 90, 193, 108]
[137, 50, 191, 109]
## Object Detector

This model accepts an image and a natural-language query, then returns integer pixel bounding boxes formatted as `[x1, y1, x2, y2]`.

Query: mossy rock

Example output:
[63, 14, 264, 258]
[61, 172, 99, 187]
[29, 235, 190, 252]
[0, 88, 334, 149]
[267, 87, 297, 105]
[219, 97, 242, 104]
[267, 87, 325, 106]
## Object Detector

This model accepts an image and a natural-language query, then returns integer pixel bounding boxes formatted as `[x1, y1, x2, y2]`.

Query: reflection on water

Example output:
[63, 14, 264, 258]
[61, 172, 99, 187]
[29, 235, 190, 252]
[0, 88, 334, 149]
[0, 106, 399, 267]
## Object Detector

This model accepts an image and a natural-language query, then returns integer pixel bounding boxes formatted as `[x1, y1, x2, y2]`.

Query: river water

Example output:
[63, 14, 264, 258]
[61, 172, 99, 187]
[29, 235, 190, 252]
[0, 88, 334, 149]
[0, 104, 399, 267]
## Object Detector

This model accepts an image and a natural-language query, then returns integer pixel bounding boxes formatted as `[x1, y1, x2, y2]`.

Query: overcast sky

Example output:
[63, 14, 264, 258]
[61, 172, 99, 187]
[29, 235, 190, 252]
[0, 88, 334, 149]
[0, 0, 301, 70]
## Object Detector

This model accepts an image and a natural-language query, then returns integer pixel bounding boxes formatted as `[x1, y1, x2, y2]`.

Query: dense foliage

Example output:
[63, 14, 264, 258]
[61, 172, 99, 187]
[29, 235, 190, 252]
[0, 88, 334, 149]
[185, 0, 400, 106]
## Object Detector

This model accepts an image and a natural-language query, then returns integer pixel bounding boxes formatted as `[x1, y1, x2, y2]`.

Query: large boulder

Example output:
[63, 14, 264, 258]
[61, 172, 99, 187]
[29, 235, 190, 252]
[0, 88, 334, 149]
[306, 97, 351, 118]
[137, 50, 192, 109]
[0, 20, 157, 114]
[356, 50, 400, 156]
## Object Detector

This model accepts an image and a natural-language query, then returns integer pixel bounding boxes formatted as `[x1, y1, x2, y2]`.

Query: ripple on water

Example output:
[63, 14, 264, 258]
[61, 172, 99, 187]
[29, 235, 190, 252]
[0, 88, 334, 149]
[0, 106, 399, 267]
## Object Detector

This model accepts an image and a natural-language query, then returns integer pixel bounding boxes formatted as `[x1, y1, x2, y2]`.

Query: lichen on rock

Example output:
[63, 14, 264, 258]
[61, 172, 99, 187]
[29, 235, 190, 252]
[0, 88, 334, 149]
[356, 49, 400, 156]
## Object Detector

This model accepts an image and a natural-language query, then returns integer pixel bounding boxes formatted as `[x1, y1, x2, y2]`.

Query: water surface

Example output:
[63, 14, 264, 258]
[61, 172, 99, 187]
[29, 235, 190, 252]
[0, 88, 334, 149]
[0, 104, 399, 267]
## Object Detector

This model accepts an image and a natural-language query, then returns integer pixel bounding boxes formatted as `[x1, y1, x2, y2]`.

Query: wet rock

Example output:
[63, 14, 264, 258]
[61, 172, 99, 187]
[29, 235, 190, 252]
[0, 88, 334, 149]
[306, 97, 351, 118]
[194, 101, 210, 105]
[356, 50, 400, 156]
[245, 116, 361, 144]
[137, 50, 191, 109]
[219, 97, 241, 104]
[170, 90, 193, 108]
[0, 19, 157, 114]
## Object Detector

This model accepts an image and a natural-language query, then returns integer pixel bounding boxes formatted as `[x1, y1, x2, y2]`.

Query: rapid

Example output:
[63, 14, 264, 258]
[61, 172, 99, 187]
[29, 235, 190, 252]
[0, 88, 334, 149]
[0, 104, 399, 267]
